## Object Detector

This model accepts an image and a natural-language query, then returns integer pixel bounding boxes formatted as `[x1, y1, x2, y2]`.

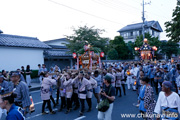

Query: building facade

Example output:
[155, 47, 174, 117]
[117, 21, 163, 43]
[0, 31, 51, 71]
[44, 38, 74, 70]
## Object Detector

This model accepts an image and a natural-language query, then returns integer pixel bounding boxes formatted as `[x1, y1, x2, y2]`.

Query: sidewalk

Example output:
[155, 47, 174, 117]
[29, 77, 41, 92]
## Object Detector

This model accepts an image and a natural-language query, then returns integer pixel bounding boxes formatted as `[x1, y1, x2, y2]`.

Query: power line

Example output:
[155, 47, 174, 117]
[48, 0, 125, 26]
[92, 0, 141, 16]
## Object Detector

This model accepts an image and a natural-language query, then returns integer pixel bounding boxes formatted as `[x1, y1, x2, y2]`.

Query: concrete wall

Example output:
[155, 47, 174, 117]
[0, 47, 44, 71]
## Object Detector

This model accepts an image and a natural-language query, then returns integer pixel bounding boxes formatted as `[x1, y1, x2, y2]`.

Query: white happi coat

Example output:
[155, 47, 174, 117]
[87, 77, 97, 98]
[77, 77, 90, 99]
[115, 72, 122, 87]
[63, 78, 73, 98]
[72, 77, 79, 94]
[41, 77, 57, 100]
[59, 76, 66, 97]
[107, 73, 115, 87]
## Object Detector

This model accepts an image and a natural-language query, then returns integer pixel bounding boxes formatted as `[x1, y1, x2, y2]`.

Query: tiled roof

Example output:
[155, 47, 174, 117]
[44, 50, 72, 57]
[44, 38, 68, 43]
[49, 45, 68, 49]
[0, 34, 51, 49]
[118, 21, 163, 32]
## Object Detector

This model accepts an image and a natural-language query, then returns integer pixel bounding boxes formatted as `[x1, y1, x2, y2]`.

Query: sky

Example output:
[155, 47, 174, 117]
[0, 0, 177, 41]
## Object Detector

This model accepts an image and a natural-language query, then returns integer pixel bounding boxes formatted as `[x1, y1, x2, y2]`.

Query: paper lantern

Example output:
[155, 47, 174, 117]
[100, 52, 104, 57]
[72, 52, 77, 59]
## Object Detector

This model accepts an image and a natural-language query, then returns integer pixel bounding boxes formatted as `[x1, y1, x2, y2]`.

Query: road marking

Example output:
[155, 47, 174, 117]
[74, 116, 86, 120]
[33, 98, 59, 105]
[26, 108, 58, 119]
[34, 101, 43, 105]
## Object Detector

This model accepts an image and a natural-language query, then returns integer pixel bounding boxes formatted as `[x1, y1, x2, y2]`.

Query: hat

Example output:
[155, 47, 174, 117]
[10, 72, 20, 77]
[104, 75, 112, 83]
[162, 81, 172, 89]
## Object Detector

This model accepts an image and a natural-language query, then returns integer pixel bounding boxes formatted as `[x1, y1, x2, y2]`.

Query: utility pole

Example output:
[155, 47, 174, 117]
[142, 0, 151, 40]
[142, 0, 145, 40]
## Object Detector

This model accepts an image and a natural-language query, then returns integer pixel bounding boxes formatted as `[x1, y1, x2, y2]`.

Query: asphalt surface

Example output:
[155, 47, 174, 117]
[1, 86, 159, 120]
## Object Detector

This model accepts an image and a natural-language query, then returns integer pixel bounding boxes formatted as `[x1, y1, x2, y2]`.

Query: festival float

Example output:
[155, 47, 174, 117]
[72, 45, 104, 70]
[134, 38, 157, 62]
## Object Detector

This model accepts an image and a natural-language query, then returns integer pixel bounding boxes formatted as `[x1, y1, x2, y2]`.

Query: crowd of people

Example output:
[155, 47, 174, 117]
[0, 61, 180, 120]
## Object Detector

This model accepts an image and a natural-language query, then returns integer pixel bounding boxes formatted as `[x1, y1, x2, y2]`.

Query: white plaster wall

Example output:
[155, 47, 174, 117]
[0, 47, 44, 71]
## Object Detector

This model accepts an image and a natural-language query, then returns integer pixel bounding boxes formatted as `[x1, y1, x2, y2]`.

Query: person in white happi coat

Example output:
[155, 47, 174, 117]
[107, 69, 116, 87]
[85, 72, 97, 112]
[115, 69, 122, 97]
[41, 72, 58, 114]
[71, 73, 80, 110]
[132, 64, 139, 91]
[58, 74, 66, 111]
[120, 67, 126, 96]
[63, 72, 73, 114]
[73, 71, 90, 116]
[92, 70, 101, 106]
[154, 81, 180, 120]
[126, 66, 134, 90]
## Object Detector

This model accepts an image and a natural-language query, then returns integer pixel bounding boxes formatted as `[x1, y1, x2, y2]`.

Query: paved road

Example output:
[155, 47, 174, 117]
[1, 87, 159, 120]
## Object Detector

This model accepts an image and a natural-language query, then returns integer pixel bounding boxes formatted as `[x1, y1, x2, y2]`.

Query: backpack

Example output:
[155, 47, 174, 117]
[97, 86, 112, 112]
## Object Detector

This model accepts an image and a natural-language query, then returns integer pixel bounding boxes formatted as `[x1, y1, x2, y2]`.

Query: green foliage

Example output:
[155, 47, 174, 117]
[109, 36, 129, 59]
[31, 70, 39, 79]
[126, 41, 134, 59]
[165, 1, 180, 42]
[134, 33, 161, 49]
[160, 41, 179, 59]
[107, 49, 119, 60]
[66, 25, 109, 54]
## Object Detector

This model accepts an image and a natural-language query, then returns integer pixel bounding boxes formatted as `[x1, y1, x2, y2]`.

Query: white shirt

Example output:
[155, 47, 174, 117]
[133, 67, 139, 77]
[154, 91, 180, 115]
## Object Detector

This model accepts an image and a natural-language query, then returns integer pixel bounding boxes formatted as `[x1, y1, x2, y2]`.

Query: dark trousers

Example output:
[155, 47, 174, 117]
[50, 95, 56, 106]
[154, 81, 162, 94]
[122, 84, 126, 95]
[80, 99, 85, 113]
[150, 78, 154, 87]
[116, 87, 121, 96]
[67, 98, 72, 110]
[42, 100, 52, 113]
[73, 93, 80, 107]
[56, 88, 60, 104]
[60, 97, 66, 109]
[172, 81, 178, 93]
[86, 98, 92, 109]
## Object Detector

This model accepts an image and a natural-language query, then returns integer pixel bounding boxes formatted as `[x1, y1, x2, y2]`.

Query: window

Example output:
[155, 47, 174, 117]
[152, 30, 154, 35]
[130, 31, 133, 36]
[139, 30, 142, 35]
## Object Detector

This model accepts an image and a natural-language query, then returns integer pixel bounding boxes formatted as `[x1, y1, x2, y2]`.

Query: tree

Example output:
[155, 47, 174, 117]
[126, 41, 134, 59]
[165, 1, 180, 43]
[160, 41, 179, 59]
[134, 33, 161, 49]
[110, 36, 129, 59]
[107, 49, 119, 60]
[66, 25, 109, 54]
